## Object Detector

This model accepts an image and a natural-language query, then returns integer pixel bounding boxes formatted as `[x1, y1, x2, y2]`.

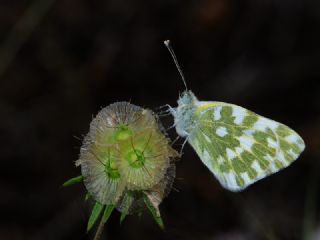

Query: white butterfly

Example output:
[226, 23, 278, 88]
[164, 40, 305, 191]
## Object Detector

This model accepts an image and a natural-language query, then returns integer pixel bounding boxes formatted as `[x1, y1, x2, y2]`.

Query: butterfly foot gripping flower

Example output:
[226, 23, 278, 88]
[64, 102, 178, 238]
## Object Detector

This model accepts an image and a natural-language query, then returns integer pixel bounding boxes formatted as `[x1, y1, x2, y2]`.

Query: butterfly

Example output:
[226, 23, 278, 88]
[164, 40, 305, 191]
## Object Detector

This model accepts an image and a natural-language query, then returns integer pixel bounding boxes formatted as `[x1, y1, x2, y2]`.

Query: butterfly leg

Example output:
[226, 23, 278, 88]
[156, 104, 177, 117]
[179, 137, 188, 156]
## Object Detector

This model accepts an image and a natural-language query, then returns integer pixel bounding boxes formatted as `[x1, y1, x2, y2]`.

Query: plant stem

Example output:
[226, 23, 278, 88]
[93, 217, 106, 240]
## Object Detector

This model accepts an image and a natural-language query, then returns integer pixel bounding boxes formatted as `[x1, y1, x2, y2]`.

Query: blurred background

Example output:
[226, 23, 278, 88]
[0, 0, 320, 239]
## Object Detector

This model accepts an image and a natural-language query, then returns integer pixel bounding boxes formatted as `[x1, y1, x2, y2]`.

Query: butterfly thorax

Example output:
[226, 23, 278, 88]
[172, 90, 199, 138]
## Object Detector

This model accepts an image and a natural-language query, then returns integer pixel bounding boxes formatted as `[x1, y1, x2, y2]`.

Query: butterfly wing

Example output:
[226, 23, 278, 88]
[188, 102, 305, 191]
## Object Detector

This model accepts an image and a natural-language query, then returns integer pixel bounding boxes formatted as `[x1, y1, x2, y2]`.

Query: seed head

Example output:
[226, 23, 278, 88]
[76, 102, 178, 207]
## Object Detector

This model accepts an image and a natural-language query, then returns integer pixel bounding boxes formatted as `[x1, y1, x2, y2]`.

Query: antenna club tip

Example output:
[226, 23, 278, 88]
[164, 40, 170, 46]
[163, 39, 188, 90]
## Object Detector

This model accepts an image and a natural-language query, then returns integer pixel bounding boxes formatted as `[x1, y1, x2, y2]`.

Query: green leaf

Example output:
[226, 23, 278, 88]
[144, 195, 164, 230]
[85, 193, 91, 201]
[62, 175, 83, 187]
[102, 204, 115, 223]
[87, 202, 105, 232]
[119, 192, 134, 224]
[120, 211, 127, 224]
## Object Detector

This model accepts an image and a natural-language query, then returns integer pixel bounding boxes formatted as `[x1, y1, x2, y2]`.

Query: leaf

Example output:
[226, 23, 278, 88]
[119, 192, 134, 224]
[144, 195, 164, 230]
[85, 193, 91, 201]
[87, 202, 105, 232]
[102, 204, 115, 223]
[62, 175, 83, 187]
[120, 211, 127, 225]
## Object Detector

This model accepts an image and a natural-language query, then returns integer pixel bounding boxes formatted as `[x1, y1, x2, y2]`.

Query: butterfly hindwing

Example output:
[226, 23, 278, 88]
[188, 102, 305, 191]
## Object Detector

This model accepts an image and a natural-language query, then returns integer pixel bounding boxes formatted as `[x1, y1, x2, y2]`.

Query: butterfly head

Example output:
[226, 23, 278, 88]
[177, 90, 198, 106]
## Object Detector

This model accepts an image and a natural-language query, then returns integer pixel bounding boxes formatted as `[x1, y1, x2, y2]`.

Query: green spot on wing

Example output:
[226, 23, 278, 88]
[232, 157, 248, 173]
[276, 124, 291, 137]
[236, 175, 245, 186]
[242, 114, 259, 127]
[220, 106, 233, 124]
[219, 162, 230, 172]
[275, 160, 284, 169]
[240, 151, 257, 178]
[251, 143, 273, 167]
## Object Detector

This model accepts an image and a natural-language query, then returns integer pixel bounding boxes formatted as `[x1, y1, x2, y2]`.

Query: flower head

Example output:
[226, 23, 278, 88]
[75, 102, 178, 217]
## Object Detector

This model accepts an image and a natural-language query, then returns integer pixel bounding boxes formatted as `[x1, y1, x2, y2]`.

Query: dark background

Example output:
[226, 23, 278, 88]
[1, 0, 320, 239]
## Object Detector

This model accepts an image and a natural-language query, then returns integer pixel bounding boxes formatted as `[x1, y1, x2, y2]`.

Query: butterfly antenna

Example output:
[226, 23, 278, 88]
[164, 40, 188, 91]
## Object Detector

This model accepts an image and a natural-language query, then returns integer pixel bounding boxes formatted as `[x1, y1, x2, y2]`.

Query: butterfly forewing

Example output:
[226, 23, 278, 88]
[188, 102, 305, 191]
